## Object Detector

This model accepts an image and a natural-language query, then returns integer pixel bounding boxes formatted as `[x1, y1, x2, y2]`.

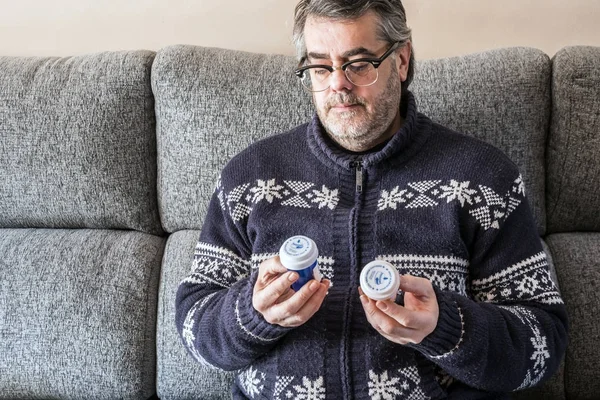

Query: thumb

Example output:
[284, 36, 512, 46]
[255, 256, 288, 290]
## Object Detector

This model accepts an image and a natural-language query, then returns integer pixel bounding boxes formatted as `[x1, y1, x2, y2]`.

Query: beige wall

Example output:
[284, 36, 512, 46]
[1, 0, 599, 59]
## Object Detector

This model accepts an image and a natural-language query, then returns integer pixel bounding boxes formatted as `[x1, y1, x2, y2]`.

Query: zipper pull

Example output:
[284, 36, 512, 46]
[354, 161, 363, 193]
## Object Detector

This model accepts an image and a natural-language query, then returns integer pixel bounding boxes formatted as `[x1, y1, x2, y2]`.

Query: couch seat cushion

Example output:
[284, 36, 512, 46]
[0, 229, 165, 400]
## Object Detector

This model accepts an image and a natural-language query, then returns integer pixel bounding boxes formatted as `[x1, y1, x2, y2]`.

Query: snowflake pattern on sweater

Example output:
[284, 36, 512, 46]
[499, 306, 551, 389]
[377, 176, 525, 230]
[273, 375, 327, 400]
[217, 175, 525, 232]
[368, 367, 429, 400]
[218, 178, 340, 222]
[239, 366, 266, 399]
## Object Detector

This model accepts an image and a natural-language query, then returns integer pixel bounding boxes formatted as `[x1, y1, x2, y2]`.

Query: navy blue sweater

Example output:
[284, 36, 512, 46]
[176, 92, 568, 399]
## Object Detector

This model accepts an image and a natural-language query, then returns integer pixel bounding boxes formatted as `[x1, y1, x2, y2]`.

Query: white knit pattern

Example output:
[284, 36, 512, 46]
[499, 306, 550, 389]
[273, 375, 326, 400]
[377, 176, 526, 231]
[378, 254, 469, 296]
[368, 366, 430, 400]
[471, 252, 563, 305]
[218, 178, 340, 222]
[183, 242, 251, 288]
[182, 292, 219, 369]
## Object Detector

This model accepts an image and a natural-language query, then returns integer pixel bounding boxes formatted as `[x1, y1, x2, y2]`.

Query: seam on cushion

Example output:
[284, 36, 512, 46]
[547, 55, 573, 230]
[544, 236, 569, 398]
[142, 235, 164, 399]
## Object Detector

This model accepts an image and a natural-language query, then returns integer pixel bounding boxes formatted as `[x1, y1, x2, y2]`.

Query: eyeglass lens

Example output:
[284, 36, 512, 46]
[301, 62, 379, 92]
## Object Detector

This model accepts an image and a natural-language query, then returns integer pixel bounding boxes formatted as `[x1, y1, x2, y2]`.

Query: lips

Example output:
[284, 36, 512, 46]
[324, 94, 366, 112]
[329, 103, 361, 111]
[333, 103, 357, 108]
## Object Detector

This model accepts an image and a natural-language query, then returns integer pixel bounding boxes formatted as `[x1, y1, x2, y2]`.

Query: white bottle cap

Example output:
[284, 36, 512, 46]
[279, 236, 319, 271]
[360, 260, 400, 301]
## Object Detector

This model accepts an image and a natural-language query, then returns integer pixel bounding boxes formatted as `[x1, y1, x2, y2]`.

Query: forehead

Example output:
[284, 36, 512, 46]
[303, 12, 384, 57]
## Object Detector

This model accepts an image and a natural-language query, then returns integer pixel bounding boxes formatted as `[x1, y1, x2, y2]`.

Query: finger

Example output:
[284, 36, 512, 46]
[374, 300, 430, 330]
[359, 294, 386, 329]
[360, 295, 416, 337]
[275, 286, 296, 304]
[254, 256, 288, 291]
[268, 280, 329, 324]
[278, 280, 330, 327]
[253, 270, 298, 312]
[398, 274, 435, 298]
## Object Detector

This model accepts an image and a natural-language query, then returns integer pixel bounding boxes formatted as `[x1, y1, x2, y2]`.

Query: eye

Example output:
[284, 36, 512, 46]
[347, 62, 371, 75]
[312, 68, 329, 76]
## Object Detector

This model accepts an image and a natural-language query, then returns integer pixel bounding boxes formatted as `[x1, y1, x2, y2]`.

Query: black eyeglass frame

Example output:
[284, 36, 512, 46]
[294, 41, 401, 89]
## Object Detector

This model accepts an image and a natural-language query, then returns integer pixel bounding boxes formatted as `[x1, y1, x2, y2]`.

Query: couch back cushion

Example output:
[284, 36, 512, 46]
[152, 45, 313, 232]
[153, 45, 550, 235]
[547, 46, 600, 233]
[0, 51, 163, 235]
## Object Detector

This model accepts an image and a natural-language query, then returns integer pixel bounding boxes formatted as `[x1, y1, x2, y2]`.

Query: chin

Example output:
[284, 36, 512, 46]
[328, 125, 370, 143]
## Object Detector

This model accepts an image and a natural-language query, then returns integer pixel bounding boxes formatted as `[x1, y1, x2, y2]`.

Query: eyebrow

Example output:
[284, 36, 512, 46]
[307, 47, 378, 61]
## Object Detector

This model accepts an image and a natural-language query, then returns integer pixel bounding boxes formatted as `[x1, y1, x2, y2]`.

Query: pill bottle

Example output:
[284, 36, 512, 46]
[359, 260, 400, 301]
[279, 235, 322, 291]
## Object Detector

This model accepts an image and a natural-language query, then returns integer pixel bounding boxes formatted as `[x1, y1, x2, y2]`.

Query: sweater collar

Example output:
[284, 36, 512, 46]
[306, 91, 429, 171]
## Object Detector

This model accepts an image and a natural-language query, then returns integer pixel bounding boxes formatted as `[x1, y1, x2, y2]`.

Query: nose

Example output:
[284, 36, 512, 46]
[328, 68, 353, 92]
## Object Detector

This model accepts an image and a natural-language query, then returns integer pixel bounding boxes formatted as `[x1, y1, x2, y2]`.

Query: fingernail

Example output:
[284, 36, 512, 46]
[309, 281, 319, 291]
[377, 301, 388, 311]
[288, 272, 297, 281]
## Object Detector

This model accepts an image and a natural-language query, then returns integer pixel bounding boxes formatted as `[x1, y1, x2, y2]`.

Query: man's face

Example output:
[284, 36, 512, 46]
[303, 12, 411, 152]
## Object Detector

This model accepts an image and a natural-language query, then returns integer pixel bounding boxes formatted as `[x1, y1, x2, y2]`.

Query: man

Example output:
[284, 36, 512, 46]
[176, 0, 568, 398]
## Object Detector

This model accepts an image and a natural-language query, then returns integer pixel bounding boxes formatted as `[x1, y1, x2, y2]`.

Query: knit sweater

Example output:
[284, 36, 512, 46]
[175, 92, 568, 400]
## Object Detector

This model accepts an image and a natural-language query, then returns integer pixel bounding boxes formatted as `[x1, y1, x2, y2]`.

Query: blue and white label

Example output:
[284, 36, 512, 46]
[360, 260, 399, 301]
[365, 266, 394, 292]
[284, 237, 312, 257]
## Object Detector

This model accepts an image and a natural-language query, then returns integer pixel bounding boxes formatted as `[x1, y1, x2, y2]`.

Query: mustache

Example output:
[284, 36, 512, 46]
[324, 93, 366, 111]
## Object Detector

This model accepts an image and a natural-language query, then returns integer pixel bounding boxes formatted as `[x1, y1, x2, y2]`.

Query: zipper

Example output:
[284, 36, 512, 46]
[352, 160, 363, 194]
[340, 160, 364, 397]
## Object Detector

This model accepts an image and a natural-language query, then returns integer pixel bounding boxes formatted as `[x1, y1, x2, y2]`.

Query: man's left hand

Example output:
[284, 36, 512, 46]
[359, 274, 439, 345]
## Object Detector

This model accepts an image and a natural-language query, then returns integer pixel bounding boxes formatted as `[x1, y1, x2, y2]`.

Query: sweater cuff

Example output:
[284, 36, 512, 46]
[411, 287, 464, 358]
[234, 271, 292, 342]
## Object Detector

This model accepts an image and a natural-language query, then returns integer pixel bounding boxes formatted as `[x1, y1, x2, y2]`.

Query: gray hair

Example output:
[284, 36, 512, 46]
[292, 0, 415, 93]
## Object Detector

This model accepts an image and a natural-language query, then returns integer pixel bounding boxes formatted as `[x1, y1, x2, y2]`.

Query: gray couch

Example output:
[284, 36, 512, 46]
[0, 44, 598, 400]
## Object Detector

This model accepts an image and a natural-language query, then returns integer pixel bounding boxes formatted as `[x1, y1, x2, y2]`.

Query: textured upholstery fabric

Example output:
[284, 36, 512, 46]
[152, 45, 313, 233]
[541, 239, 561, 294]
[0, 51, 163, 235]
[547, 46, 600, 233]
[156, 230, 233, 400]
[411, 47, 551, 236]
[0, 229, 165, 400]
[546, 233, 600, 400]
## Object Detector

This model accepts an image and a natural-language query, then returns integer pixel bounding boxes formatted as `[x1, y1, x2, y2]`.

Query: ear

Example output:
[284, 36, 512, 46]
[396, 40, 412, 82]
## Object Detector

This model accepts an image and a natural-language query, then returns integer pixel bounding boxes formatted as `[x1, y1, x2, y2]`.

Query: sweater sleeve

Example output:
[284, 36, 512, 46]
[175, 176, 292, 371]
[410, 170, 569, 392]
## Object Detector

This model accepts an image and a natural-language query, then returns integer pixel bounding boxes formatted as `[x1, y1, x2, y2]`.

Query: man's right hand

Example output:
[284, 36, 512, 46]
[252, 256, 330, 328]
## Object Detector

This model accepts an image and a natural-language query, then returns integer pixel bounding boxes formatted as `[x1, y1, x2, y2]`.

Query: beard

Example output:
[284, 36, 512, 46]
[315, 68, 402, 151]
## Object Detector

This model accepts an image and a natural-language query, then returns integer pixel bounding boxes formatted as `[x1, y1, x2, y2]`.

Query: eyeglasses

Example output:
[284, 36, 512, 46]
[295, 42, 400, 92]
